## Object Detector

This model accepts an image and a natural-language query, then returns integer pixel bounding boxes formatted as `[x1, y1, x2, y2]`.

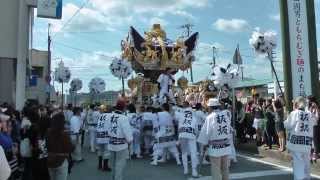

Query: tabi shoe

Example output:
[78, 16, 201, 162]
[192, 169, 199, 178]
[150, 160, 158, 166]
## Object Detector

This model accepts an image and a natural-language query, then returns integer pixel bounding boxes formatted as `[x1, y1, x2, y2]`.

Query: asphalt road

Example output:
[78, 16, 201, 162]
[68, 148, 320, 180]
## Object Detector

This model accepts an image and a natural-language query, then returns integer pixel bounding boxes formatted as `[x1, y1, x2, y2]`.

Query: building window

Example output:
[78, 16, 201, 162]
[32, 66, 44, 78]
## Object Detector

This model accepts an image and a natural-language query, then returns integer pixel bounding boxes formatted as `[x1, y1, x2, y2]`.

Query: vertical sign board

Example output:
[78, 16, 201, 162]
[287, 0, 312, 98]
[37, 0, 62, 19]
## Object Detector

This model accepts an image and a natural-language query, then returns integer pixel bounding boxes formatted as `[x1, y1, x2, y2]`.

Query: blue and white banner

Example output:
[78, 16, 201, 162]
[37, 0, 62, 19]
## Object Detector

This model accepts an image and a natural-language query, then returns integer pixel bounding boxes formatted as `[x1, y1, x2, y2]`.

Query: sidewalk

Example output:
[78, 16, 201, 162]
[236, 140, 320, 176]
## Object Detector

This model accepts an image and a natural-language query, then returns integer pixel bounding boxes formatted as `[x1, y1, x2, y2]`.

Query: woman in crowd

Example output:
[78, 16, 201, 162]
[29, 108, 50, 180]
[264, 99, 276, 150]
[273, 99, 286, 152]
[47, 113, 74, 180]
[252, 97, 265, 146]
[306, 96, 320, 161]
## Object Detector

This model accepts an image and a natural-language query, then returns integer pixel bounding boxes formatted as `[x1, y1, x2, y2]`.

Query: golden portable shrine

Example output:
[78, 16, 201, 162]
[122, 24, 199, 105]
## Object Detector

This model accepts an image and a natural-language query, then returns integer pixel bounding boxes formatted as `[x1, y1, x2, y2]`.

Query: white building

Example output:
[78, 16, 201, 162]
[0, 0, 61, 109]
[0, 0, 35, 109]
[26, 49, 57, 104]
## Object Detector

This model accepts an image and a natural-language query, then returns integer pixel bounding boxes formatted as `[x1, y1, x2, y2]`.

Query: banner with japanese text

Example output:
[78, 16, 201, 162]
[287, 0, 312, 98]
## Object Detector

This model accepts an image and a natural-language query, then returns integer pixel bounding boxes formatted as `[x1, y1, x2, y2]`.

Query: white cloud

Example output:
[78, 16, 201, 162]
[172, 10, 196, 21]
[269, 14, 280, 21]
[52, 50, 124, 92]
[213, 18, 250, 33]
[48, 3, 132, 33]
[90, 0, 208, 19]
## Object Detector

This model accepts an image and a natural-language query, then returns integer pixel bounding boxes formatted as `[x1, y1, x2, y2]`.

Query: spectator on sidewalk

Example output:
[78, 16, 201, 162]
[264, 99, 276, 150]
[273, 99, 286, 152]
[0, 145, 11, 180]
[306, 95, 320, 161]
[47, 113, 74, 180]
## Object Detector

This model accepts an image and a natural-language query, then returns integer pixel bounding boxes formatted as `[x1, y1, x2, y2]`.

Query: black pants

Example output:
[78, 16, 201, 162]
[264, 127, 277, 148]
[32, 158, 50, 180]
[22, 158, 32, 180]
[314, 125, 320, 154]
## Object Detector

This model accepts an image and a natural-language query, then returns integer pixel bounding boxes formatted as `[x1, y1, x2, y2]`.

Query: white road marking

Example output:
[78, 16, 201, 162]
[188, 170, 289, 180]
[238, 153, 320, 179]
[187, 153, 320, 180]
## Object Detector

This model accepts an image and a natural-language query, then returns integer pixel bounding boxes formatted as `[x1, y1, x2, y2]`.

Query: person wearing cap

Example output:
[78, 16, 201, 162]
[284, 96, 317, 180]
[96, 105, 111, 171]
[198, 98, 232, 180]
[106, 100, 133, 180]
[175, 101, 199, 177]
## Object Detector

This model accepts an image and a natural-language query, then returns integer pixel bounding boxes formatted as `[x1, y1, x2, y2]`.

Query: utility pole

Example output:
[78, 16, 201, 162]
[179, 23, 194, 83]
[47, 23, 52, 104]
[212, 46, 216, 67]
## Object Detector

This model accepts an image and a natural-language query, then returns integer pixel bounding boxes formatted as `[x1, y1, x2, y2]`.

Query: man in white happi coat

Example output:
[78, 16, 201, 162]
[175, 101, 199, 177]
[127, 104, 143, 158]
[193, 103, 210, 165]
[106, 100, 133, 180]
[70, 107, 84, 162]
[87, 105, 100, 152]
[142, 107, 156, 155]
[157, 68, 176, 104]
[96, 105, 111, 171]
[151, 103, 181, 166]
[198, 98, 232, 180]
[284, 96, 317, 180]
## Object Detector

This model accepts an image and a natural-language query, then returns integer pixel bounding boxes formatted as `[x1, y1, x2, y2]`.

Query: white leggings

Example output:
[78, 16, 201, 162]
[153, 144, 180, 164]
[180, 139, 198, 171]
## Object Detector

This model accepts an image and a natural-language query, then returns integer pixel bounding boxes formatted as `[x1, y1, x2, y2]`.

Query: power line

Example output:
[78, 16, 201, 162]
[52, 0, 91, 38]
[53, 41, 115, 59]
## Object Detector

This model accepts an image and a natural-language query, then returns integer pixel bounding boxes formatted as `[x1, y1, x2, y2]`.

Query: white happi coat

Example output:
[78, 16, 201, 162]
[284, 109, 316, 153]
[96, 113, 111, 144]
[176, 107, 198, 140]
[106, 111, 133, 152]
[194, 110, 207, 135]
[198, 110, 232, 157]
[157, 74, 173, 94]
[142, 112, 156, 135]
[156, 111, 176, 147]
[127, 113, 142, 135]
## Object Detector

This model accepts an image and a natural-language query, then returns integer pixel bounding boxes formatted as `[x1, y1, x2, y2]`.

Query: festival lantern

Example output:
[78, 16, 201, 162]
[54, 61, 71, 108]
[69, 78, 82, 106]
[249, 29, 284, 99]
[109, 57, 133, 95]
[89, 77, 106, 103]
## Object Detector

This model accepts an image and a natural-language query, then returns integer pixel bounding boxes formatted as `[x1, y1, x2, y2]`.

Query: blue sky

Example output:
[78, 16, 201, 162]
[33, 0, 320, 93]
